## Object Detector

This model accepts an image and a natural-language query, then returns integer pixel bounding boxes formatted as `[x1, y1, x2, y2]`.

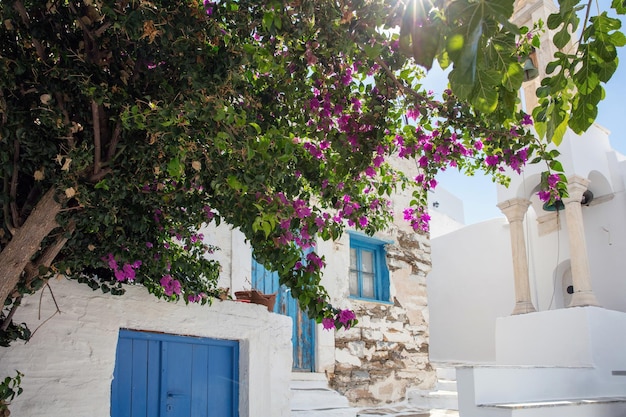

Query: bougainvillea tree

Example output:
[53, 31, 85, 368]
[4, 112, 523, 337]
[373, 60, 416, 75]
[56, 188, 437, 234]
[0, 0, 624, 341]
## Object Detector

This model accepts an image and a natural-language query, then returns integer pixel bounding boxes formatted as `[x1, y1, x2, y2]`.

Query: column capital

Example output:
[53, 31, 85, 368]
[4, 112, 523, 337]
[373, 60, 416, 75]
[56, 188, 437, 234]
[564, 176, 590, 204]
[497, 198, 531, 223]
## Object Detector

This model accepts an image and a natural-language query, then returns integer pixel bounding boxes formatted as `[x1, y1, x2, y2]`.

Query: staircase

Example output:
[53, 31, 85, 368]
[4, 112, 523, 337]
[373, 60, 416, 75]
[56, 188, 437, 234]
[407, 366, 459, 412]
[290, 370, 460, 417]
[457, 365, 626, 417]
[290, 373, 357, 417]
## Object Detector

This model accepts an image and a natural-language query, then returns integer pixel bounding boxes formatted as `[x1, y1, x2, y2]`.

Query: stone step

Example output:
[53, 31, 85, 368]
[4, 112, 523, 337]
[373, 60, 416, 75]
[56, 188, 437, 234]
[290, 373, 356, 416]
[435, 379, 457, 392]
[357, 403, 459, 416]
[478, 397, 626, 417]
[291, 387, 352, 410]
[407, 389, 458, 411]
[292, 407, 357, 417]
[290, 377, 332, 390]
[435, 367, 457, 382]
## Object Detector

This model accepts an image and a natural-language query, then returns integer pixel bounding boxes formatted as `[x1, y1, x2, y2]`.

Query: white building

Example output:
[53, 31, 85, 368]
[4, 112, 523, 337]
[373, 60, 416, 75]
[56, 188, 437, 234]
[0, 163, 436, 416]
[428, 1, 626, 413]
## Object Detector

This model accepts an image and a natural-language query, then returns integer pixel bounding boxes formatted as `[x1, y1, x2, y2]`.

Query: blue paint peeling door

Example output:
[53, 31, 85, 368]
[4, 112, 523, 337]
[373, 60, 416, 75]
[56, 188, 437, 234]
[252, 259, 316, 372]
[111, 329, 239, 417]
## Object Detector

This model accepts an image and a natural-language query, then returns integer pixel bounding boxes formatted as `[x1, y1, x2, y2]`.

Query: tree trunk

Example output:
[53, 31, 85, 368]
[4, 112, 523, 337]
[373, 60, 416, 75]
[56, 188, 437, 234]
[0, 188, 62, 303]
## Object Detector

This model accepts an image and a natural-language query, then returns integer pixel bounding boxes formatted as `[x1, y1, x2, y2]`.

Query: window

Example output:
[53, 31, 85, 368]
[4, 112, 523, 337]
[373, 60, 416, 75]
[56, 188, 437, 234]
[349, 233, 390, 302]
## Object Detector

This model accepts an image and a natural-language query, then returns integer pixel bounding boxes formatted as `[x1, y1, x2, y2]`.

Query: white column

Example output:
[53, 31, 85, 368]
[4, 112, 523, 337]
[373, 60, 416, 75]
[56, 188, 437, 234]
[564, 176, 600, 307]
[498, 198, 537, 315]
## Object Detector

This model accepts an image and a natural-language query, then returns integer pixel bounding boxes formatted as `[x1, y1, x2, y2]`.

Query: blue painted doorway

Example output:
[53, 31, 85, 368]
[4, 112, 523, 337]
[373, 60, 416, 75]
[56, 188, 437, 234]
[251, 259, 316, 372]
[111, 329, 239, 417]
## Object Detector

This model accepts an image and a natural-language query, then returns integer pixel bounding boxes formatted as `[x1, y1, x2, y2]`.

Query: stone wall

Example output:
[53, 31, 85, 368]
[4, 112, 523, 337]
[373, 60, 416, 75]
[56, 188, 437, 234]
[329, 228, 436, 405]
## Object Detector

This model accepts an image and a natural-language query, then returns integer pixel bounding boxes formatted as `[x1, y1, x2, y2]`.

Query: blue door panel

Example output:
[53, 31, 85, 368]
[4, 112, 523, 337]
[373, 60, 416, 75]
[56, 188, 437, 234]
[252, 258, 316, 371]
[112, 330, 239, 417]
[130, 338, 149, 417]
[190, 344, 209, 416]
[207, 345, 237, 417]
[146, 340, 161, 417]
[112, 337, 133, 416]
[163, 341, 193, 416]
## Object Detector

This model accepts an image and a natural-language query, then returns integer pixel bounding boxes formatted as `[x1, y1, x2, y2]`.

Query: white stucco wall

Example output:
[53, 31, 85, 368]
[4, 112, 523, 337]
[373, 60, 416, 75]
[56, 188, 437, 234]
[428, 187, 466, 238]
[495, 306, 626, 370]
[427, 219, 515, 364]
[0, 279, 292, 417]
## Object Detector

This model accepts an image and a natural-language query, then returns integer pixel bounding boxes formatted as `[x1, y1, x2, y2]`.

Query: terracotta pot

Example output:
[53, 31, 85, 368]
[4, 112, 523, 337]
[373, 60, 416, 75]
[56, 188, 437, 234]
[250, 291, 277, 312]
[234, 290, 253, 301]
[235, 290, 276, 312]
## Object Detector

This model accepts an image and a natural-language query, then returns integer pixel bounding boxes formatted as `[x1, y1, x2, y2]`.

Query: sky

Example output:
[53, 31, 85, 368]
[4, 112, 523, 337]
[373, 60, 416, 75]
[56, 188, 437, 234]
[429, 2, 626, 225]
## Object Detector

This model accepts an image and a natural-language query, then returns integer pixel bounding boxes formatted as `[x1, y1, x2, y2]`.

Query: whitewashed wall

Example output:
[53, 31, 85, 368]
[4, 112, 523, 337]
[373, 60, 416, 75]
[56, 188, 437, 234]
[428, 219, 515, 364]
[0, 279, 292, 417]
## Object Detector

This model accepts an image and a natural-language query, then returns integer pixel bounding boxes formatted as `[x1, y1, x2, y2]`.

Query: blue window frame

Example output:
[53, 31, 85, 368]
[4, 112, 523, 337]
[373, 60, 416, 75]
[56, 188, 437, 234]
[349, 233, 390, 302]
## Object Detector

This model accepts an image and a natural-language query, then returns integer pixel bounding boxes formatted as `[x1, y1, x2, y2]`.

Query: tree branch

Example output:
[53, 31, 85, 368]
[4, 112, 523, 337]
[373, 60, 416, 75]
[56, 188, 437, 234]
[29, 282, 62, 340]
[0, 90, 7, 125]
[374, 56, 435, 108]
[13, 1, 29, 25]
[24, 220, 76, 290]
[2, 177, 15, 237]
[67, 1, 95, 43]
[14, 0, 46, 60]
[106, 119, 122, 161]
[19, 186, 42, 220]
[92, 100, 102, 177]
[94, 22, 112, 38]
[88, 168, 112, 183]
[578, 0, 594, 46]
[54, 92, 75, 147]
[0, 295, 22, 332]
[0, 188, 63, 304]
[9, 139, 20, 229]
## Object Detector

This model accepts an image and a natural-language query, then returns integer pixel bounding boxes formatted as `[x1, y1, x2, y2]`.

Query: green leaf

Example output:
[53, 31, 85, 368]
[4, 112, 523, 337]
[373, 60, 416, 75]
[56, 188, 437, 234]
[471, 69, 501, 113]
[549, 160, 564, 172]
[249, 122, 262, 134]
[570, 86, 603, 133]
[612, 0, 626, 14]
[454, 20, 483, 85]
[595, 58, 618, 82]
[554, 28, 572, 48]
[167, 158, 184, 179]
[411, 23, 442, 70]
[95, 179, 110, 190]
[226, 175, 245, 192]
[401, 0, 442, 70]
[502, 61, 524, 91]
[573, 64, 599, 94]
[551, 117, 569, 146]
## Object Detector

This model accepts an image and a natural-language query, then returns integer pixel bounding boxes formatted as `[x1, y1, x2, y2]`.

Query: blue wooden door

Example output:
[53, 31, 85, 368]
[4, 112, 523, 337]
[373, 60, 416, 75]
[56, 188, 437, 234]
[111, 330, 239, 417]
[252, 259, 316, 372]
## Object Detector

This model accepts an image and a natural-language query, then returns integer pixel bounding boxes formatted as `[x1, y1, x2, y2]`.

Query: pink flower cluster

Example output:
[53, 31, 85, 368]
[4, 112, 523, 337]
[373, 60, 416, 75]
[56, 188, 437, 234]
[403, 207, 431, 233]
[322, 308, 357, 331]
[538, 174, 562, 202]
[102, 253, 142, 282]
[187, 293, 206, 303]
[160, 274, 182, 297]
[294, 251, 326, 273]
